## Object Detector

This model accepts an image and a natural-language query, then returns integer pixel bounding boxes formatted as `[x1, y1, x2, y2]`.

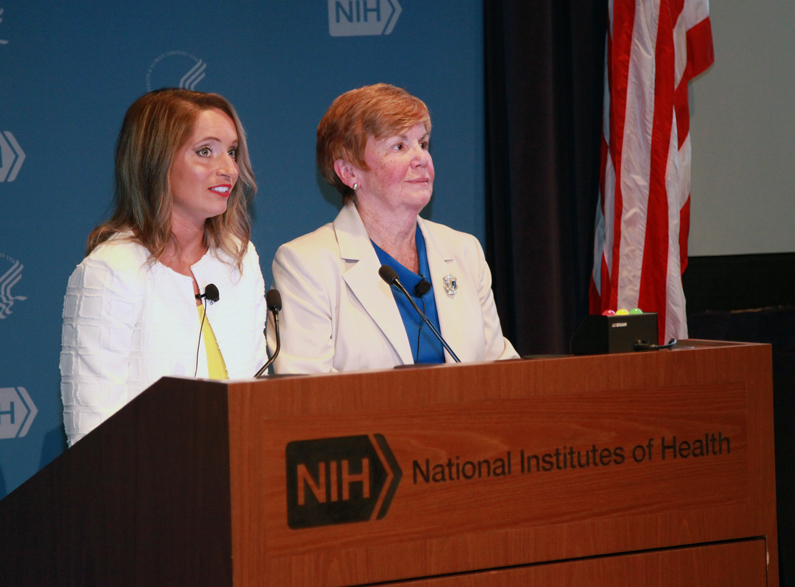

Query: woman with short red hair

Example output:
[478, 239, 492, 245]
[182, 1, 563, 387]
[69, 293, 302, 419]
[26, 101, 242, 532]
[269, 83, 517, 373]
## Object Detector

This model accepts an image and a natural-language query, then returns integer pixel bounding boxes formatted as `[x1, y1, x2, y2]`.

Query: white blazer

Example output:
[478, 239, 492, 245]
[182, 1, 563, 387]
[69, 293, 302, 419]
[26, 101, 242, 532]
[268, 203, 518, 374]
[60, 237, 268, 446]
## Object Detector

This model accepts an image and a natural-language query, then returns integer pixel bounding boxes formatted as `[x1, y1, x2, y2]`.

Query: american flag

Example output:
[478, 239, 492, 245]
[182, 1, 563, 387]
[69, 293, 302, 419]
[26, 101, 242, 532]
[590, 0, 714, 343]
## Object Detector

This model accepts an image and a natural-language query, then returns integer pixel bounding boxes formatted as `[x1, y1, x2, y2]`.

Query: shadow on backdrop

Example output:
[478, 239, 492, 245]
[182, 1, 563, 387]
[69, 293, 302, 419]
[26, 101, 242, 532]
[39, 425, 68, 471]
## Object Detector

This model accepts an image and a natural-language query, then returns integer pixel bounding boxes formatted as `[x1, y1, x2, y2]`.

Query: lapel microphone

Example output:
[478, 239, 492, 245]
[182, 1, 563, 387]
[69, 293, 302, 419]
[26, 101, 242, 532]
[194, 283, 220, 377]
[414, 278, 431, 297]
[195, 283, 220, 304]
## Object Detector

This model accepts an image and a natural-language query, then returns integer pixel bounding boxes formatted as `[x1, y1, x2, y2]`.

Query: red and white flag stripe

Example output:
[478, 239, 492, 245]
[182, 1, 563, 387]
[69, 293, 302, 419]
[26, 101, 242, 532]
[590, 0, 714, 343]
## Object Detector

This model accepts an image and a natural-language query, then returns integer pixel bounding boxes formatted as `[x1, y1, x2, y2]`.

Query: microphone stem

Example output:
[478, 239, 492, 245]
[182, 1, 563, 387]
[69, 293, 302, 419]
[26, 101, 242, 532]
[255, 311, 280, 378]
[393, 281, 461, 363]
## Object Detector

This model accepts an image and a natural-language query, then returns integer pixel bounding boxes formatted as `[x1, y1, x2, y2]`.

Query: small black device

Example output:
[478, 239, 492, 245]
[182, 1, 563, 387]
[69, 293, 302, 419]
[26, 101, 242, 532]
[570, 312, 659, 355]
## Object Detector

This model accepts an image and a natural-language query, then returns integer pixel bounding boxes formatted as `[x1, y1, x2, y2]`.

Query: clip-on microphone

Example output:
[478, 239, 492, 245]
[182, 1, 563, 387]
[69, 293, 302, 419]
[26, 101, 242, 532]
[195, 283, 220, 304]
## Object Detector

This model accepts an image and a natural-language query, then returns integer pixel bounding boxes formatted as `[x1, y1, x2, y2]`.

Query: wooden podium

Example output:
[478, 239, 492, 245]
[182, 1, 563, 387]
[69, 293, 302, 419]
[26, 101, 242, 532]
[0, 340, 778, 586]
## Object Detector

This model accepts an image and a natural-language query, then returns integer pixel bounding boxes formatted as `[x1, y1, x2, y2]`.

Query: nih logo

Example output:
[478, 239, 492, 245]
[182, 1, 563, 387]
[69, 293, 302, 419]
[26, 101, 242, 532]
[286, 434, 402, 529]
[0, 387, 37, 439]
[328, 0, 402, 37]
[0, 131, 25, 182]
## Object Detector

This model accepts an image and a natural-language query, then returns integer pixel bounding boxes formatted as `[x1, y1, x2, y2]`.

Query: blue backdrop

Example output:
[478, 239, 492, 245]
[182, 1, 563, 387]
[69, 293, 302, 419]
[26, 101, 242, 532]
[0, 1, 485, 497]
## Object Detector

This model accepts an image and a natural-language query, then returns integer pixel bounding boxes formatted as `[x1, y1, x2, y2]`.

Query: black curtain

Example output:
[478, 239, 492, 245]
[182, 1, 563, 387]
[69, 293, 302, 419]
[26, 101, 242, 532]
[485, 0, 607, 355]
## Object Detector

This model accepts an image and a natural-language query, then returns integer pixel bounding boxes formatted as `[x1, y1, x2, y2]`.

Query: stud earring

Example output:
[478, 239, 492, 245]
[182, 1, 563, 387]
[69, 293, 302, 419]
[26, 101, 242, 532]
[353, 183, 358, 190]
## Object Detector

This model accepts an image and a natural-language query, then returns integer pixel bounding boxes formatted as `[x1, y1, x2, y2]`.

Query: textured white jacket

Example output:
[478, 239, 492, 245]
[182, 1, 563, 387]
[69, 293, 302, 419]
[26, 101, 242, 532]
[60, 237, 267, 446]
[268, 203, 518, 374]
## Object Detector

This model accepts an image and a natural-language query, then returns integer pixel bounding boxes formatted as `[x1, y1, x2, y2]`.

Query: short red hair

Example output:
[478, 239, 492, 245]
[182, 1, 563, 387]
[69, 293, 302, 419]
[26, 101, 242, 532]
[317, 83, 431, 204]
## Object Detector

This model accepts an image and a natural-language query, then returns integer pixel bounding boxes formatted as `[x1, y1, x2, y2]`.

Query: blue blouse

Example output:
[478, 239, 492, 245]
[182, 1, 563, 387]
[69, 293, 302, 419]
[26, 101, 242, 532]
[372, 228, 445, 364]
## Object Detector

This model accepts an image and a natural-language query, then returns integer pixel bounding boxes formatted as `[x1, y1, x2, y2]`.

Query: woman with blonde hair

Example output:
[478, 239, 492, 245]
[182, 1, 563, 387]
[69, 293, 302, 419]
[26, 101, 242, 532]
[60, 88, 267, 446]
[269, 83, 517, 373]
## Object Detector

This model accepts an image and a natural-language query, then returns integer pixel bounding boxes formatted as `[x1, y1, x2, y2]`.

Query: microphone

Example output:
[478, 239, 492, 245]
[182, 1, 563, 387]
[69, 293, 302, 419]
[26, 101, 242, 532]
[378, 265, 461, 363]
[414, 278, 431, 297]
[193, 283, 220, 377]
[255, 289, 282, 378]
[265, 288, 282, 312]
[195, 283, 220, 304]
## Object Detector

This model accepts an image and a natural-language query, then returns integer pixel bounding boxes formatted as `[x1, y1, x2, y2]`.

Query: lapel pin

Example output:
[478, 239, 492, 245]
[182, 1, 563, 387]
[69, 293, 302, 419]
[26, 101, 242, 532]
[442, 274, 458, 297]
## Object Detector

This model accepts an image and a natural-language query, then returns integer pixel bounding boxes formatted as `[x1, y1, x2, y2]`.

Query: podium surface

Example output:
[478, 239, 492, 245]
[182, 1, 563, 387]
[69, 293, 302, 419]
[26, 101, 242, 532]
[0, 340, 778, 586]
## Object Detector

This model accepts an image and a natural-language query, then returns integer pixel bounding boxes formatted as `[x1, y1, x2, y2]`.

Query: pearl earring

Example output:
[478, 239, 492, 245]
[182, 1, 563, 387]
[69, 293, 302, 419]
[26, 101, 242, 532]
[353, 183, 358, 190]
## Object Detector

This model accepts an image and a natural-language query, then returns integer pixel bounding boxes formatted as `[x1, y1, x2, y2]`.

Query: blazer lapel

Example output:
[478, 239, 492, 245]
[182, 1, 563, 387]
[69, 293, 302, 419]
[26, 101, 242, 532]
[419, 218, 468, 363]
[335, 205, 414, 365]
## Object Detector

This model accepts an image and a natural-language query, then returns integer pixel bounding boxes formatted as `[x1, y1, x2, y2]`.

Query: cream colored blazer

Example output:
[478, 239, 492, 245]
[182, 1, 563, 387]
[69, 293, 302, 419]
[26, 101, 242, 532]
[268, 203, 518, 374]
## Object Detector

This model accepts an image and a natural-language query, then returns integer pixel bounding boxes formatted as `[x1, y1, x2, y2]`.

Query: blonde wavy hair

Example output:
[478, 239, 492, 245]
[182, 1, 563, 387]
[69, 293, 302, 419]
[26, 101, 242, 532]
[87, 88, 256, 271]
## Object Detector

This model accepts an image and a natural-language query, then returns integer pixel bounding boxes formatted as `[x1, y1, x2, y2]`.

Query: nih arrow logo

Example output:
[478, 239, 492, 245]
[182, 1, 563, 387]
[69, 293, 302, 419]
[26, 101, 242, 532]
[0, 387, 37, 440]
[286, 434, 402, 529]
[0, 132, 25, 182]
[328, 0, 402, 37]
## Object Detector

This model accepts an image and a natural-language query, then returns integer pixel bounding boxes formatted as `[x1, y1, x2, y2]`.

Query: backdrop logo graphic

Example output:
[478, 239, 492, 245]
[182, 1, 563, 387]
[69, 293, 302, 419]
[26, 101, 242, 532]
[328, 0, 402, 37]
[146, 51, 207, 92]
[286, 434, 402, 529]
[0, 387, 37, 439]
[0, 131, 25, 182]
[0, 253, 27, 319]
[0, 8, 8, 45]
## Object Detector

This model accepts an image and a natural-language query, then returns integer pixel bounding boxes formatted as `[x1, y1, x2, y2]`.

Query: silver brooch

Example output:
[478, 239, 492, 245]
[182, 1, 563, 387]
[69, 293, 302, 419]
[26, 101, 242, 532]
[442, 274, 458, 297]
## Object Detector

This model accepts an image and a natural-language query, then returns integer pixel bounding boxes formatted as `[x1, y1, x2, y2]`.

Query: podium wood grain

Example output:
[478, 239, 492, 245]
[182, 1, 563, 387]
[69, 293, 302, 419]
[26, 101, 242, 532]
[0, 340, 777, 586]
[226, 340, 777, 586]
[386, 540, 767, 586]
